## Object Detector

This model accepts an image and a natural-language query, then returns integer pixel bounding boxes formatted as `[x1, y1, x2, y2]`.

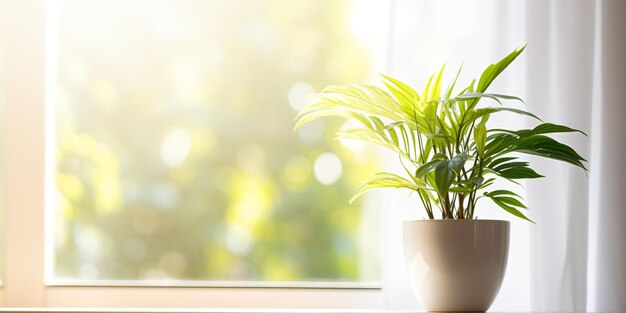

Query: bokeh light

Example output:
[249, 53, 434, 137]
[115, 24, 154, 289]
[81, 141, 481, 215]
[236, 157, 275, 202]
[53, 0, 381, 283]
[288, 82, 315, 111]
[160, 128, 193, 168]
[313, 152, 343, 185]
[338, 120, 367, 152]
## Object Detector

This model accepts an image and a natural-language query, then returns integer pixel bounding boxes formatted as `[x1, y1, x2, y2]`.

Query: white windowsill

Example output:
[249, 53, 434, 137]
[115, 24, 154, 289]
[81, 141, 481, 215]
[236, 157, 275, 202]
[0, 309, 416, 313]
[45, 280, 381, 290]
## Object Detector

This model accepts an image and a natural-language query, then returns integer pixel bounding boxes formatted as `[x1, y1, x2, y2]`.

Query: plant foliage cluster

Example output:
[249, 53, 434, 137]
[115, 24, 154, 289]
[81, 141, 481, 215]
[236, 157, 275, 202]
[295, 46, 587, 222]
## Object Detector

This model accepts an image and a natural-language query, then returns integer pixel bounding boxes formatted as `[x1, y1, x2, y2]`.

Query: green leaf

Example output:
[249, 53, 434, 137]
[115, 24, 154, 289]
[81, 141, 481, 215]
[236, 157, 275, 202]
[431, 64, 446, 101]
[293, 108, 346, 130]
[498, 166, 544, 179]
[432, 152, 468, 196]
[434, 162, 456, 196]
[492, 161, 529, 171]
[474, 116, 488, 157]
[450, 92, 524, 105]
[448, 152, 468, 174]
[335, 127, 412, 161]
[478, 177, 496, 189]
[431, 153, 448, 160]
[486, 124, 588, 170]
[514, 135, 588, 170]
[476, 46, 526, 93]
[496, 196, 526, 208]
[449, 186, 472, 193]
[490, 196, 534, 223]
[482, 168, 523, 186]
[350, 172, 425, 203]
[484, 133, 518, 156]
[472, 176, 485, 186]
[531, 123, 587, 136]
[474, 107, 541, 121]
[369, 116, 386, 131]
[387, 127, 399, 147]
[294, 83, 410, 131]
[484, 190, 522, 198]
[491, 123, 587, 137]
[415, 159, 446, 178]
[445, 65, 463, 99]
[381, 73, 421, 106]
[488, 157, 517, 168]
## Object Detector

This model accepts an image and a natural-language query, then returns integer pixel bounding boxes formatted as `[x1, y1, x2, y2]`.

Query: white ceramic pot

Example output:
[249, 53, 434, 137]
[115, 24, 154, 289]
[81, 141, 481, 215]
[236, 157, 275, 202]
[403, 219, 510, 312]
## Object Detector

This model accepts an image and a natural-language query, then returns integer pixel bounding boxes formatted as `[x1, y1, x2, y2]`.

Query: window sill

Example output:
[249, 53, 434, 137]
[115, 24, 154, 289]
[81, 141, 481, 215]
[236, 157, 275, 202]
[45, 280, 381, 290]
[0, 308, 415, 313]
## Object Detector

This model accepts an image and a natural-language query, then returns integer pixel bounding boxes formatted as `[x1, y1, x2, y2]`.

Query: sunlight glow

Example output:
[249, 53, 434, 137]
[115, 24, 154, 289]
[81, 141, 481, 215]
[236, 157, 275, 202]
[225, 225, 253, 256]
[296, 119, 325, 143]
[92, 78, 119, 112]
[338, 120, 367, 152]
[313, 152, 343, 185]
[53, 0, 381, 283]
[160, 128, 192, 167]
[79, 263, 99, 279]
[288, 82, 315, 111]
[74, 225, 102, 259]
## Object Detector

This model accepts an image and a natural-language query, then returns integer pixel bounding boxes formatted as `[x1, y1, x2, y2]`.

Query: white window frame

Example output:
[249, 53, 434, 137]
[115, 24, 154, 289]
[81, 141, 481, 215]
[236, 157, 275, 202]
[0, 0, 416, 308]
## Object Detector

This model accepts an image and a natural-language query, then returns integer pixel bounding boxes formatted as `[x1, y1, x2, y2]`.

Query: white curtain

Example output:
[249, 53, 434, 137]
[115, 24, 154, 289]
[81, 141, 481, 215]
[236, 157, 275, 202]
[383, 0, 626, 311]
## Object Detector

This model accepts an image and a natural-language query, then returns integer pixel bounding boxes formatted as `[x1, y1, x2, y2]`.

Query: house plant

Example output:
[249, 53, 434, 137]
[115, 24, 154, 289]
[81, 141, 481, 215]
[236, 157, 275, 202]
[294, 46, 587, 311]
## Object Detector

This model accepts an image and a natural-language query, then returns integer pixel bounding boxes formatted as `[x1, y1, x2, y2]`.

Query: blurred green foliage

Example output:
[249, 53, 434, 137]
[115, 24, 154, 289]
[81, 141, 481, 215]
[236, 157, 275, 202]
[55, 0, 379, 282]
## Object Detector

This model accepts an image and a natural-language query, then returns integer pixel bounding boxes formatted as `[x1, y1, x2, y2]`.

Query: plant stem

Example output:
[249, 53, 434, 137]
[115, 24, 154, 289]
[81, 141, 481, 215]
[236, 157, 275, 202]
[417, 191, 434, 219]
[467, 157, 484, 219]
[444, 194, 452, 219]
[463, 121, 476, 151]
[417, 131, 425, 163]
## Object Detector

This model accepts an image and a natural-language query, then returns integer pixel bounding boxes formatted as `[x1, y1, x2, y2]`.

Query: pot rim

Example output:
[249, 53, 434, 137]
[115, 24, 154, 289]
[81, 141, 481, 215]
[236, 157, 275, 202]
[403, 219, 510, 224]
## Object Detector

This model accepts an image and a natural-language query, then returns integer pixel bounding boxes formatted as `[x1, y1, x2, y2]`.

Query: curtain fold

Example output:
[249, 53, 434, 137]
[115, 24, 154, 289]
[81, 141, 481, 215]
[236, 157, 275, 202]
[385, 0, 626, 311]
[527, 1, 626, 311]
[594, 1, 626, 310]
[526, 0, 594, 311]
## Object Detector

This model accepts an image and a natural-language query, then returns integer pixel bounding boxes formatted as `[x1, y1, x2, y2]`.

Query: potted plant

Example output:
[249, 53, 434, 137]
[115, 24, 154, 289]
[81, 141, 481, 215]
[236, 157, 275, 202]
[294, 46, 587, 312]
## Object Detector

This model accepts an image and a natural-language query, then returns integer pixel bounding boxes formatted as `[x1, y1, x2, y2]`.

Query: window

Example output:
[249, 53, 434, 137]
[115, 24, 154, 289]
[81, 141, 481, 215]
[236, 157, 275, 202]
[52, 0, 382, 285]
[0, 0, 392, 308]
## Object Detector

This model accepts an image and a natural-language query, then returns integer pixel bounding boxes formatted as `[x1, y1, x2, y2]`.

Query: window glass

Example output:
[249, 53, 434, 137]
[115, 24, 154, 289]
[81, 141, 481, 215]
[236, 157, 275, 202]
[53, 0, 381, 283]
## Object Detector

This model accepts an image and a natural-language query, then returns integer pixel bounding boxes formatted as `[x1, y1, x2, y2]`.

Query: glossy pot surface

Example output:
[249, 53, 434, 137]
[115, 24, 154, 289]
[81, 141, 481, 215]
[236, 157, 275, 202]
[403, 219, 510, 312]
